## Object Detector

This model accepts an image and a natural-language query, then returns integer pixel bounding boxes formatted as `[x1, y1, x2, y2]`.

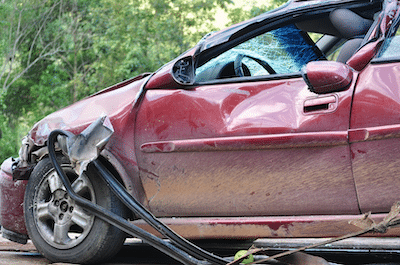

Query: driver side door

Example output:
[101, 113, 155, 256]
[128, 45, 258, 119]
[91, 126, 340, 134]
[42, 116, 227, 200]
[135, 24, 360, 217]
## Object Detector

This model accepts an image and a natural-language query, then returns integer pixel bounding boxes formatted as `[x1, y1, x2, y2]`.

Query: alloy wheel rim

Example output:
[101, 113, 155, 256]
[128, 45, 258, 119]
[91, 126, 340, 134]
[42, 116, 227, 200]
[33, 168, 96, 249]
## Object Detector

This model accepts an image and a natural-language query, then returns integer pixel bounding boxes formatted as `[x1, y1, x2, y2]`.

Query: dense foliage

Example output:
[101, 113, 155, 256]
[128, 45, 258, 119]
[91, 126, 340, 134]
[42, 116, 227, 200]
[0, 0, 287, 161]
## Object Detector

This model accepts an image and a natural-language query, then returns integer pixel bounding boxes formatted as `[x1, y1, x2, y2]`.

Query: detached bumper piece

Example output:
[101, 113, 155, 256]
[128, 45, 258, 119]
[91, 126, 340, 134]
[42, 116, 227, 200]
[1, 227, 28, 244]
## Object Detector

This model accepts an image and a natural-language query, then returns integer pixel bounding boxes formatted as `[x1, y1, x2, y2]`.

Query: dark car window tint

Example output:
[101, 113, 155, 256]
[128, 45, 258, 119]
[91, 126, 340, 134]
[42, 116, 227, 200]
[195, 24, 322, 82]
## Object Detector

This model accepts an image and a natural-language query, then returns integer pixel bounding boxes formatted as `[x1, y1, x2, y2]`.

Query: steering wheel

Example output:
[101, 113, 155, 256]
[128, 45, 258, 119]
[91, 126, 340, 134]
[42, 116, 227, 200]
[234, 54, 276, 77]
[234, 54, 246, 77]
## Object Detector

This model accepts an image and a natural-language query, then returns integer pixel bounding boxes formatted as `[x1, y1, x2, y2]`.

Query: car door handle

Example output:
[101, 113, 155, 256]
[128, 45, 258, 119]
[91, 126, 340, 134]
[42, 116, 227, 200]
[303, 95, 338, 114]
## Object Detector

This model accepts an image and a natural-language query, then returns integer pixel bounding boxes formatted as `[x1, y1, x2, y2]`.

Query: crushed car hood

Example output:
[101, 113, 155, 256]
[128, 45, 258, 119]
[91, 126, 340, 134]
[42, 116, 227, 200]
[29, 74, 150, 146]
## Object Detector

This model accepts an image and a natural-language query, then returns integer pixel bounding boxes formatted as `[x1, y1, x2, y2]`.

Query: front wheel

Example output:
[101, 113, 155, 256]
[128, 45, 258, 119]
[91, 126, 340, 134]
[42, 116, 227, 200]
[24, 156, 127, 264]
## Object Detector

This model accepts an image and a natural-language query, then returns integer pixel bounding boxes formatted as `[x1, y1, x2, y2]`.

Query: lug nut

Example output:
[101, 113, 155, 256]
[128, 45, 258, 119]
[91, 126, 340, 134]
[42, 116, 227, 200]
[60, 201, 68, 212]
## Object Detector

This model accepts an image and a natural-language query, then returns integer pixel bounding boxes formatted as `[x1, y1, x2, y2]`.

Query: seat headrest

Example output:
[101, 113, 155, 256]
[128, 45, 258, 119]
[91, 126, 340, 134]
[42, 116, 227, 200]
[330, 9, 373, 38]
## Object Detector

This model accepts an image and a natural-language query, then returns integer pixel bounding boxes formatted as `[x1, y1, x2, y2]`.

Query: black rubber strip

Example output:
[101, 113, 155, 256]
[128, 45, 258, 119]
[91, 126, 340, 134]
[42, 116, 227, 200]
[47, 130, 208, 265]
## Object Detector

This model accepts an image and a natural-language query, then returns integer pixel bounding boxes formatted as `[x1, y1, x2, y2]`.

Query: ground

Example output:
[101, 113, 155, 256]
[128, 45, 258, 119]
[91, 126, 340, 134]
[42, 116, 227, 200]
[2, 232, 400, 265]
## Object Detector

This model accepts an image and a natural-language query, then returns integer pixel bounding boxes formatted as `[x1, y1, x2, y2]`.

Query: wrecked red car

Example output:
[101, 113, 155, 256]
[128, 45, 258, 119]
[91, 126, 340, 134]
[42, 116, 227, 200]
[2, 0, 400, 263]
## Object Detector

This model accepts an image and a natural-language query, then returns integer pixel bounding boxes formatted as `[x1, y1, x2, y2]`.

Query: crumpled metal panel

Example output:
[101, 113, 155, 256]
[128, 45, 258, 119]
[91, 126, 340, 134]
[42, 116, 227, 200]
[28, 77, 147, 147]
[58, 116, 114, 176]
[13, 76, 149, 203]
[135, 76, 359, 217]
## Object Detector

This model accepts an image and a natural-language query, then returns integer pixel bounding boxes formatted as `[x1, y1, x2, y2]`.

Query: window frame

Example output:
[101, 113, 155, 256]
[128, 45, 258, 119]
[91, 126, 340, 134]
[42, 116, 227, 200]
[372, 12, 400, 64]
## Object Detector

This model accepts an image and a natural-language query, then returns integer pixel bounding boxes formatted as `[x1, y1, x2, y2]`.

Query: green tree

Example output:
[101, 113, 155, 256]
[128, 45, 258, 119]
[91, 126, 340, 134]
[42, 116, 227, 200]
[0, 0, 234, 161]
[0, 0, 72, 129]
[0, 0, 64, 94]
[31, 0, 97, 111]
[0, 0, 89, 160]
[87, 0, 231, 89]
[227, 0, 288, 25]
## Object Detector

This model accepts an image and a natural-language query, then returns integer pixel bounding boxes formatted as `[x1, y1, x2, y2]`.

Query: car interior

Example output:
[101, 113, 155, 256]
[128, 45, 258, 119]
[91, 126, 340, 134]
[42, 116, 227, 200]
[194, 5, 381, 83]
[302, 8, 375, 63]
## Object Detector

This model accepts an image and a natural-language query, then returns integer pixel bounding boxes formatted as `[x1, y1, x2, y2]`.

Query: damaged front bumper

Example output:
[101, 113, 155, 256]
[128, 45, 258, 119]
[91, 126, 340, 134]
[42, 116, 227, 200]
[0, 157, 28, 243]
[0, 116, 115, 244]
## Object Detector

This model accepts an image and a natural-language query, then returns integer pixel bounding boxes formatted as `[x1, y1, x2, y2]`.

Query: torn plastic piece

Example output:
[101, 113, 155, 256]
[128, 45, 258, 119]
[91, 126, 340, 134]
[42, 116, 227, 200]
[59, 116, 114, 176]
[12, 160, 35, 180]
[12, 137, 36, 180]
[18, 137, 34, 168]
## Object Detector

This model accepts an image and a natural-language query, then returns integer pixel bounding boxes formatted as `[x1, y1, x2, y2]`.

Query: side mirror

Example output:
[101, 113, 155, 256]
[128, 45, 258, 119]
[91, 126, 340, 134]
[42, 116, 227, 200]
[145, 56, 194, 89]
[172, 56, 195, 85]
[302, 61, 353, 94]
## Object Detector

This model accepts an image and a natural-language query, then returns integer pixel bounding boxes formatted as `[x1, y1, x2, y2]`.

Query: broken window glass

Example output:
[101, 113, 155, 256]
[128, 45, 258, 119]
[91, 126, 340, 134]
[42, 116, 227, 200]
[195, 24, 323, 82]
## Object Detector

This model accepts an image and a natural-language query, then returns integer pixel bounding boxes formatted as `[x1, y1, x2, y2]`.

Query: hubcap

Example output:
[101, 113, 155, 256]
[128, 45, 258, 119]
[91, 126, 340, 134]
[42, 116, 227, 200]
[33, 168, 96, 249]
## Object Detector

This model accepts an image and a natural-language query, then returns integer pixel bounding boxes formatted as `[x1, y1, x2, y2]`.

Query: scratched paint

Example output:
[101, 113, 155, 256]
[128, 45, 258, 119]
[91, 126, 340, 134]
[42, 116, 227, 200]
[135, 77, 359, 217]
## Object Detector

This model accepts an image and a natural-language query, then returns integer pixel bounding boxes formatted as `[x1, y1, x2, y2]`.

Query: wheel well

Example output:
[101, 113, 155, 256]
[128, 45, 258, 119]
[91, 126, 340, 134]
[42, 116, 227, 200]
[94, 155, 135, 220]
[32, 151, 135, 221]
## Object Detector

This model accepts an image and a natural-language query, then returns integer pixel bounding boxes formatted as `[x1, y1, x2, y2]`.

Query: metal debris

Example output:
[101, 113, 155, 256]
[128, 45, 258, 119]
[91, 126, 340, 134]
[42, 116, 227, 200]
[58, 115, 114, 176]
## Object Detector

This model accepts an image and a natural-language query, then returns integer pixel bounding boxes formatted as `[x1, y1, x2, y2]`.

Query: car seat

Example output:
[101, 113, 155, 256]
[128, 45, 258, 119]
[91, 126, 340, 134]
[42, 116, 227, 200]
[330, 9, 373, 63]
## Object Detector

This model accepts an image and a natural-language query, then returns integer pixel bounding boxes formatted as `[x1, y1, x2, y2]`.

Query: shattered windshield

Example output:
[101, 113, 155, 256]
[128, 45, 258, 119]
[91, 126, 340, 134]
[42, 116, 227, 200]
[195, 24, 323, 82]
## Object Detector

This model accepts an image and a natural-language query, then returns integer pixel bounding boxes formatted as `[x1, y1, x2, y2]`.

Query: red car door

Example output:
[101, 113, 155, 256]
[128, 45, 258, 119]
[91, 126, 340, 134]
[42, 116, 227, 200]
[135, 23, 360, 218]
[350, 13, 400, 213]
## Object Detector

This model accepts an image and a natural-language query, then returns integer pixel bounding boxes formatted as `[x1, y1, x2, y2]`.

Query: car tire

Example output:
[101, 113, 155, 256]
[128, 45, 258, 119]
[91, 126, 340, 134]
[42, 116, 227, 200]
[24, 155, 127, 264]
